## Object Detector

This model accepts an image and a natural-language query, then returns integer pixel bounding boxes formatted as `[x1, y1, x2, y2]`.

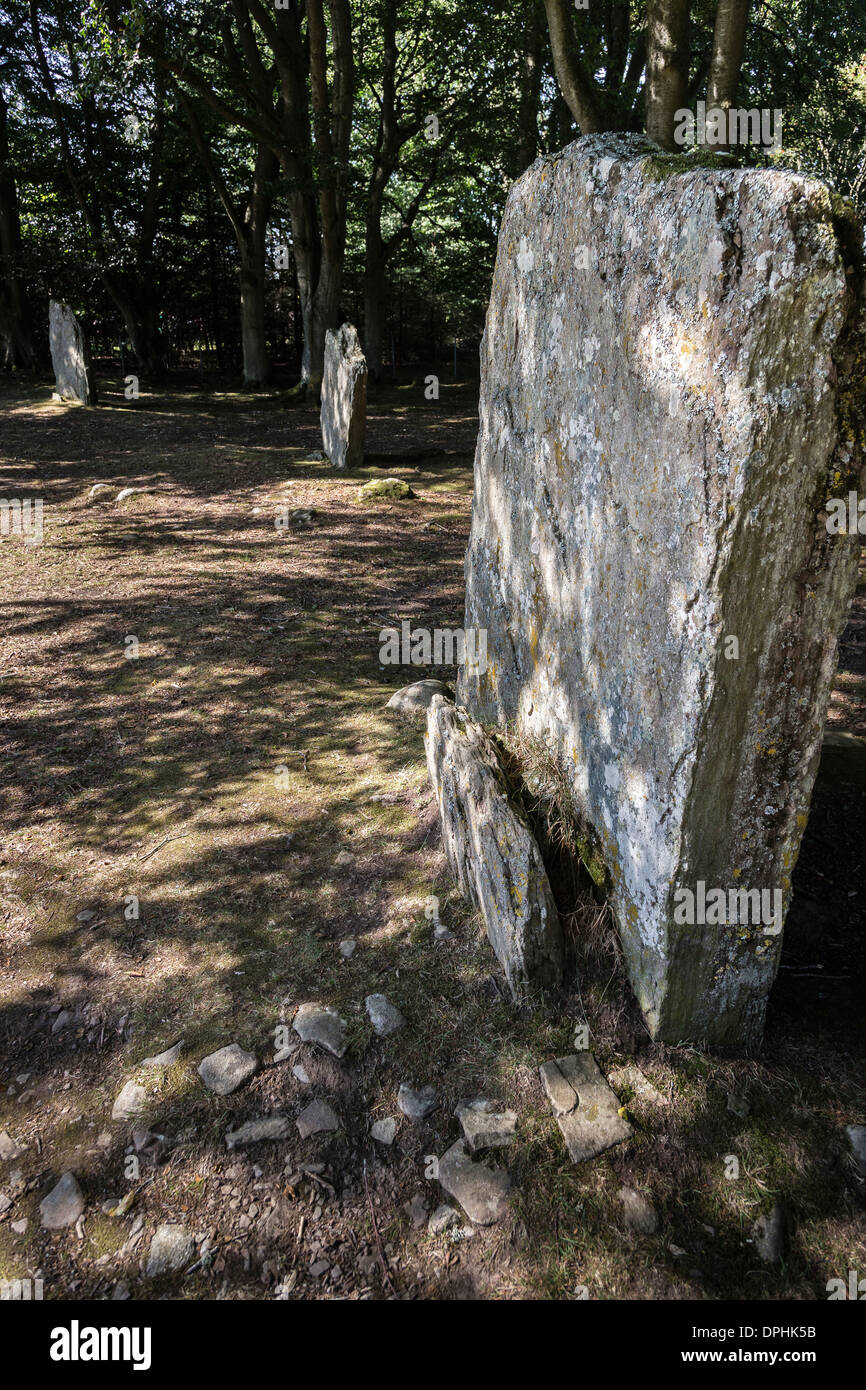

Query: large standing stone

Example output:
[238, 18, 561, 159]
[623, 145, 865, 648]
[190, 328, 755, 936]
[49, 299, 97, 405]
[459, 134, 866, 1048]
[320, 323, 367, 469]
[425, 695, 563, 997]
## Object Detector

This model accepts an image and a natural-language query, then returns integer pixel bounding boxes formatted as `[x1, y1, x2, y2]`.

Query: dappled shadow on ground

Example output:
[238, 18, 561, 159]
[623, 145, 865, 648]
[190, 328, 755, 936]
[0, 377, 862, 1302]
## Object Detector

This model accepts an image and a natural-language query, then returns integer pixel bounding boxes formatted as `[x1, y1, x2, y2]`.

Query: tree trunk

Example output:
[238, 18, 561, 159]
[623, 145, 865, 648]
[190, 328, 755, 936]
[646, 0, 691, 150]
[514, 3, 544, 174]
[705, 0, 750, 144]
[0, 92, 35, 369]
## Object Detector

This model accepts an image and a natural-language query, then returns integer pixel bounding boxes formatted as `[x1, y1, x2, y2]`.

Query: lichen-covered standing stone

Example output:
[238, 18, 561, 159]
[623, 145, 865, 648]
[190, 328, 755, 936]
[49, 298, 96, 404]
[459, 134, 866, 1047]
[320, 322, 367, 468]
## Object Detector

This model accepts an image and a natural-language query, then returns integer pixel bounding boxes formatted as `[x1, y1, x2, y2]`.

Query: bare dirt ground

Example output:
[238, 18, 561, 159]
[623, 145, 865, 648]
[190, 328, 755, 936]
[0, 372, 863, 1302]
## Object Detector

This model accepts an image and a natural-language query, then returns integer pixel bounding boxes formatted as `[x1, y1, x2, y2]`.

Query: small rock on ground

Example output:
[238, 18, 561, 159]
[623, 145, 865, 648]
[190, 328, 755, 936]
[428, 1204, 461, 1236]
[339, 939, 356, 958]
[406, 1193, 428, 1229]
[225, 1116, 290, 1149]
[846, 1124, 866, 1176]
[456, 1099, 517, 1152]
[0, 1130, 24, 1161]
[365, 993, 405, 1036]
[292, 1003, 348, 1058]
[197, 1043, 258, 1096]
[437, 1140, 511, 1225]
[296, 1100, 339, 1139]
[618, 1185, 658, 1234]
[398, 1084, 437, 1121]
[751, 1203, 786, 1263]
[146, 1223, 195, 1277]
[371, 1117, 397, 1145]
[40, 1172, 85, 1229]
[111, 1080, 148, 1121]
[140, 1040, 184, 1068]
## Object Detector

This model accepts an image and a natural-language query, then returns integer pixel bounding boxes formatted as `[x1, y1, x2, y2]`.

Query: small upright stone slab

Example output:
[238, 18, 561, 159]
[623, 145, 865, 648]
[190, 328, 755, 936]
[320, 322, 367, 469]
[49, 299, 97, 404]
[425, 695, 563, 998]
[539, 1052, 632, 1164]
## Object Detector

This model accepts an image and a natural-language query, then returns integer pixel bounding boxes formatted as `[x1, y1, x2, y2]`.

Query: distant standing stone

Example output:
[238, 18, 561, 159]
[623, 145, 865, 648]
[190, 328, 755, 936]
[49, 299, 96, 404]
[365, 994, 405, 1036]
[40, 1172, 85, 1229]
[146, 1223, 195, 1277]
[292, 1003, 348, 1058]
[320, 322, 367, 469]
[197, 1043, 258, 1096]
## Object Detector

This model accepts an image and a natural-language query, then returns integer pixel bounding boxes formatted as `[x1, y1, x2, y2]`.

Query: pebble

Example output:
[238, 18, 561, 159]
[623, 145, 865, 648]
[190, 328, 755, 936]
[751, 1204, 786, 1263]
[111, 1080, 148, 1122]
[145, 1223, 196, 1277]
[339, 939, 357, 958]
[371, 1117, 397, 1145]
[140, 1040, 184, 1068]
[428, 1203, 461, 1236]
[455, 1098, 517, 1151]
[437, 1140, 511, 1225]
[225, 1116, 291, 1149]
[0, 1130, 24, 1161]
[617, 1185, 658, 1234]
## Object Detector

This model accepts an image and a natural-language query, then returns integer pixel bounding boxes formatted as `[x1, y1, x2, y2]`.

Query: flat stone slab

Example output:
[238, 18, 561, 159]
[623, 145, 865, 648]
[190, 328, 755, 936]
[608, 1064, 667, 1106]
[365, 993, 405, 1036]
[458, 133, 866, 1047]
[296, 1100, 339, 1139]
[437, 1140, 511, 1225]
[397, 1084, 438, 1121]
[292, 1003, 348, 1058]
[321, 322, 367, 469]
[539, 1053, 632, 1163]
[146, 1223, 195, 1277]
[197, 1043, 258, 1096]
[111, 1080, 148, 1121]
[425, 696, 563, 998]
[40, 1172, 84, 1229]
[386, 680, 453, 717]
[456, 1099, 518, 1152]
[225, 1116, 291, 1149]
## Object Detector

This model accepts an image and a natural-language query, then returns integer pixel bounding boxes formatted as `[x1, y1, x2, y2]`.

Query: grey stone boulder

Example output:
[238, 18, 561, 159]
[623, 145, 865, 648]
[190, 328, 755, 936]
[292, 1003, 348, 1058]
[425, 695, 563, 998]
[49, 299, 96, 405]
[225, 1116, 291, 1149]
[320, 322, 367, 469]
[145, 1223, 195, 1277]
[40, 1172, 85, 1229]
[365, 993, 405, 1036]
[458, 133, 866, 1047]
[386, 680, 453, 717]
[197, 1043, 258, 1096]
[437, 1140, 511, 1226]
[540, 1053, 632, 1163]
[397, 1084, 438, 1121]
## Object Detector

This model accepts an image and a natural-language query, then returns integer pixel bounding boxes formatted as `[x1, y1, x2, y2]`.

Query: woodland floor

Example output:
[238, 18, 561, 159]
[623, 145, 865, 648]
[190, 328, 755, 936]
[0, 370, 863, 1302]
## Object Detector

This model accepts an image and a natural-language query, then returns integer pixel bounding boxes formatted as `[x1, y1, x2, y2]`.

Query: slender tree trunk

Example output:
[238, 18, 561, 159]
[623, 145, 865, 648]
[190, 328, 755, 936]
[0, 92, 35, 368]
[646, 0, 691, 150]
[514, 3, 544, 174]
[705, 0, 750, 143]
